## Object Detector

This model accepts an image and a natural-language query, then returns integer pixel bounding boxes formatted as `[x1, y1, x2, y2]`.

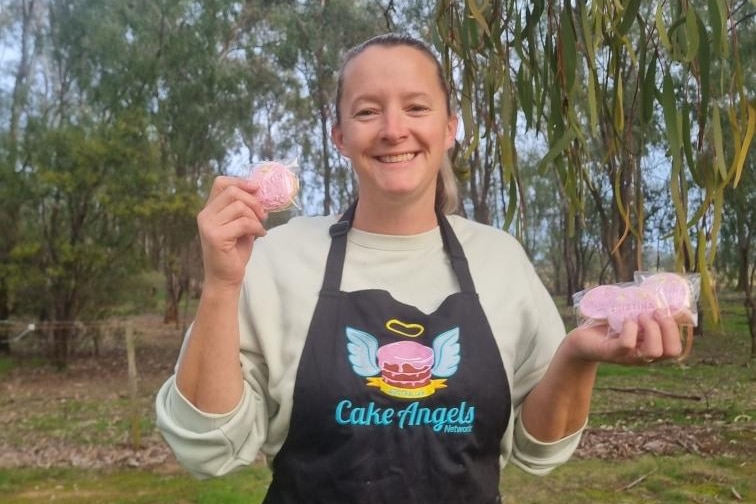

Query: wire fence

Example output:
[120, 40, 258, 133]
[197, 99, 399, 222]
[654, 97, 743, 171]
[0, 318, 183, 359]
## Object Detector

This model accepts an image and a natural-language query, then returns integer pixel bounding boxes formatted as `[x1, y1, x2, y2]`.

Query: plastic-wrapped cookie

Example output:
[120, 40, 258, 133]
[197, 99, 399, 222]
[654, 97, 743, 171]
[577, 284, 623, 321]
[639, 272, 691, 316]
[606, 286, 662, 333]
[248, 160, 299, 212]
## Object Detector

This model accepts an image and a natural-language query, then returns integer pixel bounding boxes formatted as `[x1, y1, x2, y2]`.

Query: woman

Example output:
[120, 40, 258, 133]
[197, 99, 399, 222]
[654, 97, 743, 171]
[156, 33, 683, 503]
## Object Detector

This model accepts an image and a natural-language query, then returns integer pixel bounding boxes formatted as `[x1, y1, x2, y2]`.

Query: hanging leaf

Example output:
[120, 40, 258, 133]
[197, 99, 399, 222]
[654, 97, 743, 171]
[696, 13, 710, 140]
[467, 0, 491, 37]
[662, 73, 681, 155]
[502, 177, 519, 230]
[559, 5, 577, 93]
[712, 106, 727, 181]
[499, 133, 515, 181]
[706, 0, 722, 58]
[618, 0, 641, 35]
[683, 6, 700, 63]
[614, 72, 624, 133]
[517, 65, 534, 129]
[538, 128, 577, 173]
[580, 3, 595, 67]
[682, 104, 698, 184]
[641, 55, 657, 125]
[655, 3, 671, 51]
[731, 104, 756, 188]
[697, 228, 720, 323]
[708, 187, 724, 264]
[587, 70, 598, 135]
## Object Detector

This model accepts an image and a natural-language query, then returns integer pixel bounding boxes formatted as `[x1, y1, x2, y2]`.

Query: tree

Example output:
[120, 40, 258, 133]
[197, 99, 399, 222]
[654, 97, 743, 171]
[270, 0, 386, 215]
[0, 0, 41, 354]
[434, 0, 753, 317]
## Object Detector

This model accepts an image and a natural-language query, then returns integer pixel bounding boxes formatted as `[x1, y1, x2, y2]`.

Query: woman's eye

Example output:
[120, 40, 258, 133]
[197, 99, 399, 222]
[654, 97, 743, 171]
[408, 104, 430, 113]
[354, 109, 377, 118]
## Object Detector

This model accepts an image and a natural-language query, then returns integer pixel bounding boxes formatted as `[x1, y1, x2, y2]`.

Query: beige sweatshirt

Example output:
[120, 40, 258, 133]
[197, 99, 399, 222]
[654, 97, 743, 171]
[155, 214, 584, 479]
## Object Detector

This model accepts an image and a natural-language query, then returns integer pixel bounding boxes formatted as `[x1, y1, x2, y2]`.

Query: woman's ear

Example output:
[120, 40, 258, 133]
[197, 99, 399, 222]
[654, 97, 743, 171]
[445, 114, 459, 150]
[331, 124, 346, 155]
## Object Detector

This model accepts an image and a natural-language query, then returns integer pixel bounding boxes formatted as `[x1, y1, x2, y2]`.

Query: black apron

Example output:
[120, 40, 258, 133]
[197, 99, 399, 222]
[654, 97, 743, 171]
[263, 203, 511, 504]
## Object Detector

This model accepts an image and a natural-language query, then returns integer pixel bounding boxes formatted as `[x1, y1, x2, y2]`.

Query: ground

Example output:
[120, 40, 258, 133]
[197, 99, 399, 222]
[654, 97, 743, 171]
[0, 313, 754, 471]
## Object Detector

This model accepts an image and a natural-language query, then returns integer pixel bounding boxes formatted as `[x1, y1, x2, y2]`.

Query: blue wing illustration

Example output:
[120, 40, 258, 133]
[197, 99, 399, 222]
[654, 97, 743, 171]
[430, 327, 460, 377]
[345, 327, 381, 377]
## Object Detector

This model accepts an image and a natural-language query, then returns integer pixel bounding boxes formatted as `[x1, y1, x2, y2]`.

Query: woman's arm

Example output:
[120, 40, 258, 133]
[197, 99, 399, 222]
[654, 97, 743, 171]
[520, 310, 684, 441]
[175, 176, 268, 414]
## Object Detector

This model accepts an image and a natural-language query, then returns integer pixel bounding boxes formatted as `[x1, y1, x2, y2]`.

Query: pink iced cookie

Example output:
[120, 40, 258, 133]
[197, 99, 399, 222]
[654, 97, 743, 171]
[248, 161, 299, 211]
[639, 273, 691, 316]
[578, 284, 623, 320]
[377, 341, 434, 389]
[606, 286, 662, 333]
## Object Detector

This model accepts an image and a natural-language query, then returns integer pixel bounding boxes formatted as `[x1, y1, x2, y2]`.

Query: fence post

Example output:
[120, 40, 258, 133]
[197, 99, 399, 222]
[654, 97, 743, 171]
[125, 321, 141, 450]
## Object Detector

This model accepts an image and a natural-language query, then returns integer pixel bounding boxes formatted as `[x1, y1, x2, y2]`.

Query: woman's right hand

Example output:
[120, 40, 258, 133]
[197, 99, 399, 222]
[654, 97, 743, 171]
[197, 176, 268, 292]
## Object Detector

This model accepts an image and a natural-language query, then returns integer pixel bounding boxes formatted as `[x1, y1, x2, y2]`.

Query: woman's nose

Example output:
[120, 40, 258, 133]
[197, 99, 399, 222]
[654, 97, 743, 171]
[380, 109, 408, 142]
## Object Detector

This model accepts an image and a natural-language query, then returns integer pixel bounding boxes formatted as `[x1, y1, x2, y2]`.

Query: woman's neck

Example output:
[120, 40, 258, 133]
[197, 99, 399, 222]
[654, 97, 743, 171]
[351, 196, 438, 235]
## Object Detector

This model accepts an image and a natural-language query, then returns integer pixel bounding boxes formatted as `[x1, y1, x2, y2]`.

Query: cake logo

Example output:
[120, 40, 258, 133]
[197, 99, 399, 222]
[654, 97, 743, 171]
[346, 322, 460, 399]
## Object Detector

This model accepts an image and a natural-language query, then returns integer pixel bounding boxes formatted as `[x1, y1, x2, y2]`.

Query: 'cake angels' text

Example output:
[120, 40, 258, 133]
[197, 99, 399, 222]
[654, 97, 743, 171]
[334, 400, 475, 433]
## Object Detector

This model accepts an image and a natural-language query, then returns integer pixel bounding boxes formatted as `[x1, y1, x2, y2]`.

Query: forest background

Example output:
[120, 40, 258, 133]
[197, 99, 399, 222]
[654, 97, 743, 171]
[0, 0, 753, 367]
[0, 1, 754, 502]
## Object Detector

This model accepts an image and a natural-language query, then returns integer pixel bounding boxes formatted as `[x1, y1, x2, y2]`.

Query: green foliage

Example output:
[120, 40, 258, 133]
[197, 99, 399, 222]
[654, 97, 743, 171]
[434, 1, 753, 305]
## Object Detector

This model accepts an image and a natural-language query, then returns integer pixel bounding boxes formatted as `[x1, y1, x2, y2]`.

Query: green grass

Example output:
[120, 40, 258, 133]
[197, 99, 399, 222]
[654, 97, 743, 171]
[0, 456, 752, 504]
[0, 355, 16, 375]
[1, 397, 157, 448]
[0, 466, 272, 504]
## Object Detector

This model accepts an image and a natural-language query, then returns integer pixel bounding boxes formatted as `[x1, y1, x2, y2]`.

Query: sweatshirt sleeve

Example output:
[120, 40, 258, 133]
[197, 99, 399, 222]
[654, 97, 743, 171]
[155, 266, 274, 479]
[155, 372, 268, 478]
[506, 257, 586, 474]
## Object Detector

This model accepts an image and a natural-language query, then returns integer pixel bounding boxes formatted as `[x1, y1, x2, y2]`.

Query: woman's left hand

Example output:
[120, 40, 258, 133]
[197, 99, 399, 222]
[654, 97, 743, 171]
[563, 310, 687, 365]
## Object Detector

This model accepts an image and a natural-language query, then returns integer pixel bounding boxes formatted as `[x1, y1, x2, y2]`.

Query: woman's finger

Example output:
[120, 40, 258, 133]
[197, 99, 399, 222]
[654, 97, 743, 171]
[636, 312, 663, 361]
[655, 309, 684, 358]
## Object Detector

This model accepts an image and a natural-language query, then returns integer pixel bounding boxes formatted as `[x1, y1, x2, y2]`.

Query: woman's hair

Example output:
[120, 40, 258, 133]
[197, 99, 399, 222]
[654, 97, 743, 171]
[334, 33, 459, 214]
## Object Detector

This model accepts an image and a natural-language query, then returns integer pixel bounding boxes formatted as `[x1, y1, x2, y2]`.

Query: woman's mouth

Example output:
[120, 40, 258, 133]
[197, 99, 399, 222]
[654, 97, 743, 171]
[377, 152, 416, 163]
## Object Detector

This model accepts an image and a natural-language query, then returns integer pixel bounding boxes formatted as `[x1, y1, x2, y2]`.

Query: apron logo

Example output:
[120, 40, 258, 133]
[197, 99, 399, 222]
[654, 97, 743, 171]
[385, 318, 425, 338]
[346, 325, 460, 399]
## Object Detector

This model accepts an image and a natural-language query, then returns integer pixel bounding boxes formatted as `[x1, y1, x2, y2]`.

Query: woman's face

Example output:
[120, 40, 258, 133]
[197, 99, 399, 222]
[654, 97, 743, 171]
[332, 45, 457, 209]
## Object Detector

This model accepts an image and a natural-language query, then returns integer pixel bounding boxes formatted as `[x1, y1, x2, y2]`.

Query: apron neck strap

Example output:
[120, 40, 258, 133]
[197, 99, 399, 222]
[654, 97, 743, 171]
[323, 201, 476, 294]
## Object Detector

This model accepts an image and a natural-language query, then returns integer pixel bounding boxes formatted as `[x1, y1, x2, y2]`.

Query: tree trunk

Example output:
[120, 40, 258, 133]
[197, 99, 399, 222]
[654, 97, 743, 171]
[51, 325, 70, 371]
[320, 101, 332, 215]
[0, 285, 10, 355]
[747, 266, 755, 360]
[163, 266, 182, 326]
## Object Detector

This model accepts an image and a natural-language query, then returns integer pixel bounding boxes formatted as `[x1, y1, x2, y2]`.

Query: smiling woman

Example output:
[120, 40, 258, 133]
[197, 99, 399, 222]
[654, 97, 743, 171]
[331, 42, 458, 234]
[156, 32, 687, 504]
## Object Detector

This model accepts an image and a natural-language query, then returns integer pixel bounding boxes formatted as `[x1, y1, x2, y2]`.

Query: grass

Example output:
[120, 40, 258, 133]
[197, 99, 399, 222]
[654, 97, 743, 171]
[1, 396, 158, 448]
[0, 456, 752, 503]
[0, 466, 272, 504]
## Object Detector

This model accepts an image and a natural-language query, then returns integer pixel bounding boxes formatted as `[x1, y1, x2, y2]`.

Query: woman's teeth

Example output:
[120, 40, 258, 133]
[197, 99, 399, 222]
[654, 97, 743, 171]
[378, 153, 415, 163]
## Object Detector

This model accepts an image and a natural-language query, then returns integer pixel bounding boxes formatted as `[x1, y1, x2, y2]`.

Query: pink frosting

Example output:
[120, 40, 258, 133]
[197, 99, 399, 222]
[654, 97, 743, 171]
[377, 341, 434, 371]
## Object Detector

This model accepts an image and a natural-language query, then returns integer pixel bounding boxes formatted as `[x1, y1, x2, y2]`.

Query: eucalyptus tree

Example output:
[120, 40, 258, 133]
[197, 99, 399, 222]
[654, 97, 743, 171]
[0, 0, 41, 354]
[8, 0, 170, 367]
[433, 0, 753, 317]
[268, 0, 387, 215]
[118, 0, 287, 324]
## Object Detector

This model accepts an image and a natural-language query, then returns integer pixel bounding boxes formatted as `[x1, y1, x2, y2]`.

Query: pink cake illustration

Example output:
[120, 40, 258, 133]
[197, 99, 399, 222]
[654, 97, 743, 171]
[377, 341, 434, 389]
